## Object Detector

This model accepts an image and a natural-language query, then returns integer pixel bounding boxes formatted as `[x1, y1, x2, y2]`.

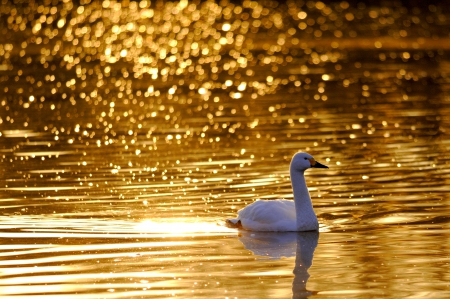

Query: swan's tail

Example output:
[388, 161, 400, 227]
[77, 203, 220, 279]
[225, 218, 242, 229]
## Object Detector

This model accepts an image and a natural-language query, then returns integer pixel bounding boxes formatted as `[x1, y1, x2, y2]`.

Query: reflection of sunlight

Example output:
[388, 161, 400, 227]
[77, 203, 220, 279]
[135, 220, 235, 235]
[319, 223, 331, 232]
[0, 215, 235, 239]
[243, 270, 293, 276]
[372, 215, 416, 224]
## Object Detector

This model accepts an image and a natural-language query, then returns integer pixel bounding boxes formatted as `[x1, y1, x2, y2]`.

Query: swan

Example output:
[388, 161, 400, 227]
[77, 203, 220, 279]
[227, 152, 328, 231]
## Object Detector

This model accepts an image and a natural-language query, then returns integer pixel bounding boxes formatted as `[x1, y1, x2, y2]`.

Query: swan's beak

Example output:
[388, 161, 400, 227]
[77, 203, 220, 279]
[308, 158, 328, 168]
[312, 161, 328, 168]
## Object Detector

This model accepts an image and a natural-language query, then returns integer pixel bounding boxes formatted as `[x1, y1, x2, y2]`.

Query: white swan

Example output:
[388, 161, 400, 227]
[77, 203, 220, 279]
[227, 152, 328, 231]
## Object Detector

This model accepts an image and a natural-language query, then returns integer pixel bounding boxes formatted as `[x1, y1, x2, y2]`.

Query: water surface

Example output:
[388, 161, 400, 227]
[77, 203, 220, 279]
[1, 1, 450, 298]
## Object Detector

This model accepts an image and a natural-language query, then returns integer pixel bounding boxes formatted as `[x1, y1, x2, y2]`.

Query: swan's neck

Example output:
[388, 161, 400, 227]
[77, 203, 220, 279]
[290, 169, 318, 231]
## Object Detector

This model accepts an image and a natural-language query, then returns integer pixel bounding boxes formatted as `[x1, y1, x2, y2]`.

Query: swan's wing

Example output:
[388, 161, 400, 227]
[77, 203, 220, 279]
[237, 200, 297, 231]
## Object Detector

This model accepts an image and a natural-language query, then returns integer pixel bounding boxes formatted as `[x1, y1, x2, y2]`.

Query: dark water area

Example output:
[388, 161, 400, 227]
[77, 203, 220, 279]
[1, 0, 450, 298]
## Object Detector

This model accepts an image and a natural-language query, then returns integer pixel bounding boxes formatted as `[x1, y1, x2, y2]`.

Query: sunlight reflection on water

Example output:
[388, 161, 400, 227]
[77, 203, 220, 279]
[1, 0, 450, 298]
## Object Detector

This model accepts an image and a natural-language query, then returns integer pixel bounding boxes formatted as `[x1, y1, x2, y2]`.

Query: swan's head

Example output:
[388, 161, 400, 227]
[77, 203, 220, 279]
[290, 152, 328, 172]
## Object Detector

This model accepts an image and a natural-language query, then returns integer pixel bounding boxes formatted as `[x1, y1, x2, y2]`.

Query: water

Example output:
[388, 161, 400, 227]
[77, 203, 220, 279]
[1, 1, 450, 298]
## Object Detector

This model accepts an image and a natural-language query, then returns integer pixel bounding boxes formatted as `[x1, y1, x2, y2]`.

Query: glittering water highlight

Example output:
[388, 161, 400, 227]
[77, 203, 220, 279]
[1, 0, 450, 298]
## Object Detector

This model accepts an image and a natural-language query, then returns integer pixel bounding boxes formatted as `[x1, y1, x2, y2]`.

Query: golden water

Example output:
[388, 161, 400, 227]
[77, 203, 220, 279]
[1, 1, 450, 298]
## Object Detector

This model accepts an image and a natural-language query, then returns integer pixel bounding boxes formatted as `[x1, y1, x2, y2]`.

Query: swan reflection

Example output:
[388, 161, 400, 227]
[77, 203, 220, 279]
[238, 231, 319, 298]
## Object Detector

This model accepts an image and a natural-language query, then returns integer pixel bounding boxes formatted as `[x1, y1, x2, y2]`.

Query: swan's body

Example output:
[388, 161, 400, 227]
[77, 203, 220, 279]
[227, 152, 328, 231]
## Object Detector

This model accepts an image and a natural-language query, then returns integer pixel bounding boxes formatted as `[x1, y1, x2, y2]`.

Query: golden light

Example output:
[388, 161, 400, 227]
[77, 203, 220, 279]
[298, 11, 307, 19]
[222, 23, 231, 31]
[135, 220, 234, 235]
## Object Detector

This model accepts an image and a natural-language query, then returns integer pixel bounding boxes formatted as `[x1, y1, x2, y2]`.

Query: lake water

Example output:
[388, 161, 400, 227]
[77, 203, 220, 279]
[1, 1, 450, 298]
